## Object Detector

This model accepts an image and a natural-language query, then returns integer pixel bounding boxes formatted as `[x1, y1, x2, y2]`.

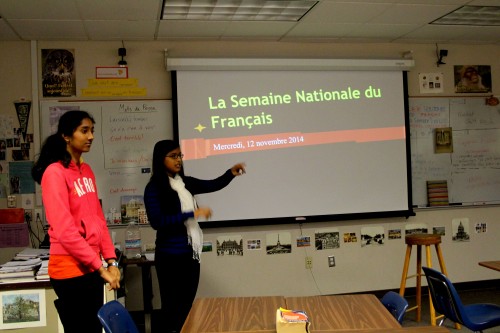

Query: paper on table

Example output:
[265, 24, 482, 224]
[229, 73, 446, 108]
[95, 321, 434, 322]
[1, 258, 42, 267]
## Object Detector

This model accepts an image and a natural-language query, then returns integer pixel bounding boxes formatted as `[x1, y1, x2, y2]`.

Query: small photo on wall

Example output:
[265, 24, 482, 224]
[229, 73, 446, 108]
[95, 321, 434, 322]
[361, 226, 385, 247]
[388, 229, 402, 240]
[296, 235, 310, 247]
[343, 232, 358, 243]
[216, 235, 243, 256]
[266, 232, 291, 254]
[452, 218, 470, 242]
[314, 229, 340, 250]
[202, 241, 213, 252]
[247, 239, 261, 250]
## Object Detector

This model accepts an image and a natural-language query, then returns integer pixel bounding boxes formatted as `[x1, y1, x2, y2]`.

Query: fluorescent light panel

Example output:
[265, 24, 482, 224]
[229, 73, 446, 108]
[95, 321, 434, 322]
[162, 0, 318, 21]
[432, 5, 500, 26]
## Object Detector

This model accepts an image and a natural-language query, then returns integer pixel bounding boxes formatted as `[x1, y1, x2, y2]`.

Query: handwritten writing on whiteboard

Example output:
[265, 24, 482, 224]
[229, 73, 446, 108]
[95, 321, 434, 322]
[40, 100, 172, 214]
[101, 103, 166, 169]
[409, 97, 500, 206]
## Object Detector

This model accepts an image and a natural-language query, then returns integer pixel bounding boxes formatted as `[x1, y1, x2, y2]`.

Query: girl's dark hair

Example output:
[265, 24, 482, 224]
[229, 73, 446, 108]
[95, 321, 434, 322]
[32, 110, 95, 184]
[150, 139, 184, 196]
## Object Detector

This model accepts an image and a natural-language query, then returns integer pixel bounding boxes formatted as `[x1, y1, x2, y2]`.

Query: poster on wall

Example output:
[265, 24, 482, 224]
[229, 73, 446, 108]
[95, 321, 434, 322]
[454, 65, 492, 93]
[41, 49, 76, 97]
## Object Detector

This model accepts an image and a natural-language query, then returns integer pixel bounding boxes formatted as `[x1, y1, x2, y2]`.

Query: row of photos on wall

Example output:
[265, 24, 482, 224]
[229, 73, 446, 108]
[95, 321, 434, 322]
[206, 218, 487, 256]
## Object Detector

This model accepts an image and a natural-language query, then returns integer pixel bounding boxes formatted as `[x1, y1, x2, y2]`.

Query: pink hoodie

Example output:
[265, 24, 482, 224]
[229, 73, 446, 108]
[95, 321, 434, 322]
[42, 161, 115, 272]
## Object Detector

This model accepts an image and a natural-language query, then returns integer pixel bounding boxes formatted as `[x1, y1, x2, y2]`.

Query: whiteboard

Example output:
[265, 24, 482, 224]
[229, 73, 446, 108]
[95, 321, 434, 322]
[39, 100, 173, 214]
[409, 97, 500, 207]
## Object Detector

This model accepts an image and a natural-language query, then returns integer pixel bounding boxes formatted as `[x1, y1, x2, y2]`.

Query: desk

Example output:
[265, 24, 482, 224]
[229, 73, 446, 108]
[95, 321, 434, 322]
[285, 294, 401, 331]
[195, 328, 450, 333]
[479, 260, 500, 272]
[181, 294, 402, 333]
[180, 296, 286, 333]
[0, 279, 51, 290]
[121, 256, 155, 333]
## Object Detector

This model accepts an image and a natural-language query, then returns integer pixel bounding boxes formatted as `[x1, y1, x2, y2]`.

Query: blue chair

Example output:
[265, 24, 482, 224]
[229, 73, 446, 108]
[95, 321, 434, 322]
[422, 266, 500, 332]
[98, 300, 139, 333]
[380, 291, 409, 324]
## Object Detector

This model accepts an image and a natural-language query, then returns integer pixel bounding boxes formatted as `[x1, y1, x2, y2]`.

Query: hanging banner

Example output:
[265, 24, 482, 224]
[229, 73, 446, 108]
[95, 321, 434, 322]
[14, 100, 31, 141]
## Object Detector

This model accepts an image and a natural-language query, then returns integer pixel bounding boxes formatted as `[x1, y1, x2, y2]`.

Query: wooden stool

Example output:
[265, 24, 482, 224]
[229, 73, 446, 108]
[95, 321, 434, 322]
[399, 234, 458, 328]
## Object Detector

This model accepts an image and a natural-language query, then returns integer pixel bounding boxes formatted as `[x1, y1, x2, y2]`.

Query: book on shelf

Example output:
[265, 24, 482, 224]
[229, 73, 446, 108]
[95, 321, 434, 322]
[427, 180, 449, 207]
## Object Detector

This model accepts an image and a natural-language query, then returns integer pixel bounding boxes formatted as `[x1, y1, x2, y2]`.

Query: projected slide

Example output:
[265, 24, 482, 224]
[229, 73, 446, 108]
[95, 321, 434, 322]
[174, 70, 411, 226]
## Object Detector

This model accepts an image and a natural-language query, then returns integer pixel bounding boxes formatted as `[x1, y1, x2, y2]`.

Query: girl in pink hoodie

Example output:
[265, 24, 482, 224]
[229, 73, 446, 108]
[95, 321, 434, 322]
[32, 110, 120, 333]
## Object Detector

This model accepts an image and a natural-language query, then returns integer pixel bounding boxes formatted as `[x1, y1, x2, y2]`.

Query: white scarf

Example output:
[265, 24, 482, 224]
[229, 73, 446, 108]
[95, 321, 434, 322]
[169, 174, 203, 262]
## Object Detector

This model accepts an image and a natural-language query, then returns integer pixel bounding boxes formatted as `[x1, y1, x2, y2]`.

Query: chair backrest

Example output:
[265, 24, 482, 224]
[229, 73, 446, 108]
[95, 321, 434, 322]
[422, 266, 466, 326]
[380, 291, 409, 324]
[97, 300, 139, 333]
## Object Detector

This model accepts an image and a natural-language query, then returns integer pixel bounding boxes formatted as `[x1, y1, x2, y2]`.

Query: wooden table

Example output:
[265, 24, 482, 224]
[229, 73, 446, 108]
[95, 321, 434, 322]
[181, 294, 405, 333]
[180, 296, 286, 333]
[285, 294, 401, 331]
[195, 328, 450, 333]
[479, 260, 500, 272]
[302, 328, 449, 333]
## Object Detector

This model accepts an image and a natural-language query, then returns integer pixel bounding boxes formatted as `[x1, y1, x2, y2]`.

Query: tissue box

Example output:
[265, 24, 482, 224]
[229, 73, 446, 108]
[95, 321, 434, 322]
[276, 307, 310, 333]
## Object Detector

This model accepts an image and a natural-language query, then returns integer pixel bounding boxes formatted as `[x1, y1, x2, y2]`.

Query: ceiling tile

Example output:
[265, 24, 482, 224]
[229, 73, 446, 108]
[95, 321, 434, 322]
[157, 20, 229, 39]
[84, 20, 158, 40]
[8, 19, 87, 40]
[76, 0, 161, 20]
[0, 0, 81, 19]
[369, 4, 460, 24]
[300, 2, 390, 24]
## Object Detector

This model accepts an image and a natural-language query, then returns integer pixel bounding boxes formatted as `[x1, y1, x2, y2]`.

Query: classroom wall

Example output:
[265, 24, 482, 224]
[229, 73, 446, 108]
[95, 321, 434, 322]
[0, 40, 499, 312]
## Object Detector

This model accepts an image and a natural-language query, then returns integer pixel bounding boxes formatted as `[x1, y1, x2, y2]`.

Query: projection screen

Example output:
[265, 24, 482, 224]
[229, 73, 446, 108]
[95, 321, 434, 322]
[170, 59, 414, 227]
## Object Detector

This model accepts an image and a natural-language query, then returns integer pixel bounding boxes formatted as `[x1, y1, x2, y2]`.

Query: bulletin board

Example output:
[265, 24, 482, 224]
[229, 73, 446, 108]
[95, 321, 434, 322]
[39, 100, 173, 215]
[409, 97, 500, 207]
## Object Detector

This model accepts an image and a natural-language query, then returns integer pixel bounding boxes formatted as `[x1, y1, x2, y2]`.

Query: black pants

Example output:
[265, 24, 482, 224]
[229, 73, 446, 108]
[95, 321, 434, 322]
[51, 271, 104, 333]
[155, 251, 200, 333]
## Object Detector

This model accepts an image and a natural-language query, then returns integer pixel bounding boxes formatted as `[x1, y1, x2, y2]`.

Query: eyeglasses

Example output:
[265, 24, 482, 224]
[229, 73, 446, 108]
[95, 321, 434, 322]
[166, 153, 184, 160]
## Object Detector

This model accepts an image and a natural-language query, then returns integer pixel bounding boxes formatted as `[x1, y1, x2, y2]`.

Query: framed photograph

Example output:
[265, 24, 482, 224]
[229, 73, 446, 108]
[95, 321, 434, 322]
[0, 289, 46, 329]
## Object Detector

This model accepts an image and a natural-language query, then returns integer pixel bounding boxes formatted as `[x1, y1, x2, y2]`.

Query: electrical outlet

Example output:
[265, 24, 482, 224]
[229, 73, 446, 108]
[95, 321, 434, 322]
[305, 256, 313, 269]
[328, 255, 335, 267]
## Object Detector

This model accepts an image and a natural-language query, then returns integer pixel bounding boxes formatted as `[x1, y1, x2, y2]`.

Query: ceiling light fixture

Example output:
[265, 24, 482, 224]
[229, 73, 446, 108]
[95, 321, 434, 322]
[431, 5, 500, 26]
[161, 0, 318, 22]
